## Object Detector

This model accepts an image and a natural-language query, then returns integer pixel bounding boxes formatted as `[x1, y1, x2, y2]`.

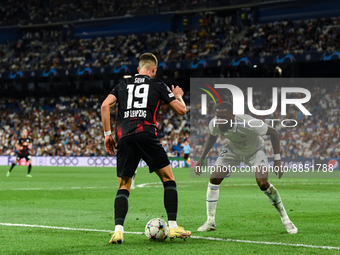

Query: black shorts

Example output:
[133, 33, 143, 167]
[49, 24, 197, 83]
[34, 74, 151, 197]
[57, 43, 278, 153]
[117, 132, 170, 177]
[183, 154, 189, 160]
[17, 154, 31, 161]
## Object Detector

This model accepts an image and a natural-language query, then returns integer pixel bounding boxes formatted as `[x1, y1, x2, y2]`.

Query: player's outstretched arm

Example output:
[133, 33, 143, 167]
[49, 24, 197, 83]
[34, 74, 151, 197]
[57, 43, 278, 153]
[101, 94, 117, 156]
[168, 85, 186, 115]
[266, 126, 283, 179]
[195, 134, 218, 176]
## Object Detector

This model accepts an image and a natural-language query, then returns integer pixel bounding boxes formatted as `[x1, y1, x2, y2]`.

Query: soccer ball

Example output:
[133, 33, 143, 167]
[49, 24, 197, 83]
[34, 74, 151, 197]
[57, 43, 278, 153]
[145, 218, 169, 241]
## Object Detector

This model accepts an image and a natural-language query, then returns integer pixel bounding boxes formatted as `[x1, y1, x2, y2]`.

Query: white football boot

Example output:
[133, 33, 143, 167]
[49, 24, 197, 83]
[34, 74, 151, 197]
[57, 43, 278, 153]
[284, 221, 298, 234]
[197, 221, 216, 232]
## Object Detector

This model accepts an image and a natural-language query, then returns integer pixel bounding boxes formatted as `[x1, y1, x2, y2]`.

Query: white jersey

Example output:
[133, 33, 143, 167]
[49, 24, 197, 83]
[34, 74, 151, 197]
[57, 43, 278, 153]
[209, 115, 268, 155]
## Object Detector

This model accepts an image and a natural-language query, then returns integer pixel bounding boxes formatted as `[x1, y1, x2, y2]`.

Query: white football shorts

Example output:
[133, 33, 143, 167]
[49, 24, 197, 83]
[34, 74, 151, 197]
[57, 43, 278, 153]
[214, 144, 268, 177]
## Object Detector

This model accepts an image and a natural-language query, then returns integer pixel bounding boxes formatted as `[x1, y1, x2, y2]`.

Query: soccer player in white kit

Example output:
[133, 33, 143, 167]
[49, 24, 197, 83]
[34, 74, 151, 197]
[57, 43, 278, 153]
[195, 102, 298, 234]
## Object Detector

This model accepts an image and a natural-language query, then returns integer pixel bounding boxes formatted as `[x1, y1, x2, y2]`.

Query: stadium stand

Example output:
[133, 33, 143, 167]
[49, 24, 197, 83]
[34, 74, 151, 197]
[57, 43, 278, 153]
[0, 0, 339, 161]
[0, 96, 189, 157]
[0, 32, 170, 71]
[223, 16, 340, 57]
[0, 0, 229, 26]
[1, 14, 340, 73]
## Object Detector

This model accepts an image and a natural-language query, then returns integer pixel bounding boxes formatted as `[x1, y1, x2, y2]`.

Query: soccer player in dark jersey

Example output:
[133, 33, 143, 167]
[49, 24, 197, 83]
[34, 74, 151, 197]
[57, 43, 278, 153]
[6, 129, 33, 178]
[101, 53, 191, 244]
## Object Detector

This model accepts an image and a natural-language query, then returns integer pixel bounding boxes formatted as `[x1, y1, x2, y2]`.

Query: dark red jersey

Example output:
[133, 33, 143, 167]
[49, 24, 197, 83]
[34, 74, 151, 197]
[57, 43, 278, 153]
[110, 75, 176, 140]
[17, 137, 32, 154]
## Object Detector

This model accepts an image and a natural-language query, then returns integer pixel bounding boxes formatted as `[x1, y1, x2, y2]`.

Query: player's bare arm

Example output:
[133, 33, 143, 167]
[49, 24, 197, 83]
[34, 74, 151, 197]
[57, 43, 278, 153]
[101, 94, 117, 156]
[168, 85, 186, 115]
[266, 126, 283, 179]
[15, 143, 23, 151]
[195, 134, 218, 176]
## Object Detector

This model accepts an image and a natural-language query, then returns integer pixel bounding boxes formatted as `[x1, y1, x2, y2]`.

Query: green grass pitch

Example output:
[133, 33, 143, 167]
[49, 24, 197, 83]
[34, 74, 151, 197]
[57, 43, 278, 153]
[1, 166, 340, 254]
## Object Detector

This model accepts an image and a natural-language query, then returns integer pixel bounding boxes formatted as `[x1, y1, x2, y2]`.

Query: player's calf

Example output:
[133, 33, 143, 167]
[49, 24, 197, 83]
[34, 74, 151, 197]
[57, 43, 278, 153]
[109, 189, 129, 243]
[163, 180, 178, 223]
[197, 181, 221, 231]
[27, 164, 32, 175]
[263, 183, 298, 234]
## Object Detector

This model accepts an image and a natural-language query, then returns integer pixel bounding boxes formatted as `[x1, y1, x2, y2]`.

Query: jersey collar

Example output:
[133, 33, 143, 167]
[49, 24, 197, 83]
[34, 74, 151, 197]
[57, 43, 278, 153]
[136, 74, 151, 79]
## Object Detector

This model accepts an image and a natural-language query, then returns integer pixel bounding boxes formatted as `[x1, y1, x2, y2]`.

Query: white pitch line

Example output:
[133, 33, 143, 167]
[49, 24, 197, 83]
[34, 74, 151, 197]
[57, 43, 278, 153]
[0, 180, 204, 191]
[1, 223, 339, 251]
[0, 223, 113, 232]
[1, 181, 339, 191]
[136, 180, 205, 188]
[223, 182, 337, 187]
[190, 236, 340, 250]
[0, 186, 115, 191]
[137, 182, 339, 188]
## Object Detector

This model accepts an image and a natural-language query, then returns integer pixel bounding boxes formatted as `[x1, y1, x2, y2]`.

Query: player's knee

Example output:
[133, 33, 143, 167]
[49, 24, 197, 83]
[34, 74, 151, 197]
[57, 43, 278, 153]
[257, 180, 270, 191]
[118, 177, 132, 190]
[210, 177, 223, 185]
[160, 175, 175, 183]
[155, 166, 175, 183]
[118, 185, 131, 192]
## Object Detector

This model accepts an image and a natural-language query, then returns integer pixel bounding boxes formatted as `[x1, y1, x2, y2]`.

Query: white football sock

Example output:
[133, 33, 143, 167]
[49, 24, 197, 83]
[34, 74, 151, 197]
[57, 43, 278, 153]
[206, 182, 220, 223]
[115, 224, 124, 233]
[263, 183, 289, 224]
[168, 220, 177, 229]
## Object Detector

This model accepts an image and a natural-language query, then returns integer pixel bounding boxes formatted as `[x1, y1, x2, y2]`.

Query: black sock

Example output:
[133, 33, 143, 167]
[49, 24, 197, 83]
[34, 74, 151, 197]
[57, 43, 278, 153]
[163, 180, 178, 221]
[28, 164, 32, 174]
[114, 189, 130, 226]
[9, 163, 15, 172]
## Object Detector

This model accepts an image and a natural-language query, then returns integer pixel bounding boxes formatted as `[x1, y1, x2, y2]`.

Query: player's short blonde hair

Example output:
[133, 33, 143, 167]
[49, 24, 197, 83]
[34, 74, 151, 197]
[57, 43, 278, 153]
[139, 53, 158, 70]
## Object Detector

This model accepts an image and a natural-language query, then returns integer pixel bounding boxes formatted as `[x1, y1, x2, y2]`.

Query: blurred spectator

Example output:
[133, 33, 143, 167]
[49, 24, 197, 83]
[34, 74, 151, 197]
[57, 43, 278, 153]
[0, 0, 226, 26]
[0, 95, 189, 157]
[219, 16, 340, 58]
[2, 16, 340, 73]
